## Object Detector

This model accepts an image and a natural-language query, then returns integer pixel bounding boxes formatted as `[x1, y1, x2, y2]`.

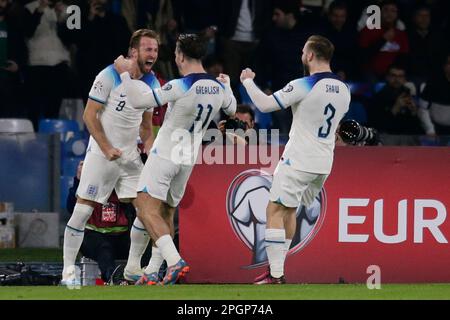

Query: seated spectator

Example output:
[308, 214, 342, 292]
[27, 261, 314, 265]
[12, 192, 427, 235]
[418, 54, 450, 137]
[66, 160, 150, 283]
[368, 64, 423, 145]
[407, 5, 448, 86]
[0, 0, 27, 118]
[23, 0, 74, 130]
[359, 0, 409, 80]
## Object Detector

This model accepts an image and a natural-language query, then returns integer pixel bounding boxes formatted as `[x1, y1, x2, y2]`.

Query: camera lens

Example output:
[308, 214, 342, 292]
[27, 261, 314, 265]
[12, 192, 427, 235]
[338, 120, 361, 144]
[338, 119, 380, 146]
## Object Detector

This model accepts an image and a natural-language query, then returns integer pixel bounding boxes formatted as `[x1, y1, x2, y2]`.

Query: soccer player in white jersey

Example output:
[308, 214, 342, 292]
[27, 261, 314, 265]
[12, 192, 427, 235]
[114, 33, 237, 285]
[61, 29, 162, 286]
[240, 35, 351, 284]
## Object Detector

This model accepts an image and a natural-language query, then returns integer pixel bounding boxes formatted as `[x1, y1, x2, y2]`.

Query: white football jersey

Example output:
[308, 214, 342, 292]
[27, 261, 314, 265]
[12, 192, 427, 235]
[273, 72, 350, 174]
[87, 65, 161, 158]
[148, 73, 235, 164]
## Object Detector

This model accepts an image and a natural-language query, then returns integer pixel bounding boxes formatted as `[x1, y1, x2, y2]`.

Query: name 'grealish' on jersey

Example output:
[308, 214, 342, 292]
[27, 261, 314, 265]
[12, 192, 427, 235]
[87, 64, 161, 158]
[120, 72, 237, 165]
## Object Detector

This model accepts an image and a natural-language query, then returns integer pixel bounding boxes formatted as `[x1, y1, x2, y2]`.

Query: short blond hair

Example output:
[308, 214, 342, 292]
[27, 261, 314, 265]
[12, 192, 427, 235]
[129, 29, 160, 49]
[306, 35, 335, 62]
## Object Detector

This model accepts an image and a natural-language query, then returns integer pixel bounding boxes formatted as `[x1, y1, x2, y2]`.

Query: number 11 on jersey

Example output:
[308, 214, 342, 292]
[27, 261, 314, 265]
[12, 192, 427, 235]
[189, 104, 213, 132]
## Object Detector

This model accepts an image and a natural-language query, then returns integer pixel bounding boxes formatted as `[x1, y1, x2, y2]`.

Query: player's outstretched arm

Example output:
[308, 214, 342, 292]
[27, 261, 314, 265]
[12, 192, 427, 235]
[83, 99, 122, 160]
[240, 68, 282, 113]
[120, 72, 159, 110]
[217, 73, 237, 116]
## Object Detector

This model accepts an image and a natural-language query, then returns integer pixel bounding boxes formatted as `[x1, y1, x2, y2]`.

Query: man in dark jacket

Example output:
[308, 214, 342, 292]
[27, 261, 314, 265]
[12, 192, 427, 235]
[369, 64, 423, 145]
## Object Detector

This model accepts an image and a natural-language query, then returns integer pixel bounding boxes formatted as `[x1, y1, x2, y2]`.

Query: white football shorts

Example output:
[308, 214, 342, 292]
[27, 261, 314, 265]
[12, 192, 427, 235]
[269, 159, 328, 208]
[77, 151, 144, 204]
[137, 153, 194, 207]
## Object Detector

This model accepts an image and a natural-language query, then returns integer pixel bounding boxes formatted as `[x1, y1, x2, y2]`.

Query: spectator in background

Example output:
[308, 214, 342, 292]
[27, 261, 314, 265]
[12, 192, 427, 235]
[66, 160, 150, 283]
[23, 0, 73, 130]
[356, 0, 406, 32]
[255, 0, 306, 136]
[359, 0, 409, 81]
[320, 1, 359, 81]
[217, 0, 272, 91]
[68, 0, 130, 99]
[218, 104, 257, 145]
[0, 0, 27, 118]
[407, 5, 448, 86]
[176, 0, 219, 56]
[368, 64, 423, 145]
[418, 54, 450, 137]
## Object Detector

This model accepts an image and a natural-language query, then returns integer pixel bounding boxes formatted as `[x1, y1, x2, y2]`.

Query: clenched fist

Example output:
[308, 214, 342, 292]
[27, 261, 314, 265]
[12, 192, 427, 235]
[240, 68, 256, 83]
[114, 55, 134, 75]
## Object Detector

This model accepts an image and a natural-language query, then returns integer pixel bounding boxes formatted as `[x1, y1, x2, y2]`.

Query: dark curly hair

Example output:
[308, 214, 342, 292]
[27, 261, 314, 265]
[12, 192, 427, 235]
[176, 33, 208, 60]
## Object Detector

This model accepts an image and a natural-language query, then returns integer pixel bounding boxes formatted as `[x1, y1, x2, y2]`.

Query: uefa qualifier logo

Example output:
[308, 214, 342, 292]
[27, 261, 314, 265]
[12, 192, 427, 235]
[226, 169, 327, 268]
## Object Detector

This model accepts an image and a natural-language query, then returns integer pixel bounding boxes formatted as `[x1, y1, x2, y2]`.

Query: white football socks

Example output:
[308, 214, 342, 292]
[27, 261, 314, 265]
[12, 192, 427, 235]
[265, 228, 286, 278]
[155, 234, 181, 267]
[145, 246, 165, 275]
[63, 203, 93, 277]
[125, 218, 150, 272]
[284, 238, 292, 257]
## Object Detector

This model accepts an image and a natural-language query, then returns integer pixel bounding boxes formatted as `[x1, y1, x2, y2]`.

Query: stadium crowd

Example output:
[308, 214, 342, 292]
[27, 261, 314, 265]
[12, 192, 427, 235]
[1, 0, 450, 144]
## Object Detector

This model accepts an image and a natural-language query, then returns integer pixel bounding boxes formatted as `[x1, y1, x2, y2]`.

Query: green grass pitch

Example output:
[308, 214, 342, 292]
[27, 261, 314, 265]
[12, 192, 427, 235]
[1, 284, 450, 300]
[1, 250, 449, 300]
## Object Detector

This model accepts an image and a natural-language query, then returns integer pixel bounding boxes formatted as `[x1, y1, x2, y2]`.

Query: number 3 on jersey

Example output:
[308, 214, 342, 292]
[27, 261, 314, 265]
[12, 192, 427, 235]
[318, 103, 336, 138]
[189, 104, 213, 132]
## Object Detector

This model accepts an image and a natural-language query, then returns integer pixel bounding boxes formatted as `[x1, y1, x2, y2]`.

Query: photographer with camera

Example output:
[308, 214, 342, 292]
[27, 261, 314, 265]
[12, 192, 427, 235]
[218, 104, 257, 145]
[368, 64, 423, 145]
